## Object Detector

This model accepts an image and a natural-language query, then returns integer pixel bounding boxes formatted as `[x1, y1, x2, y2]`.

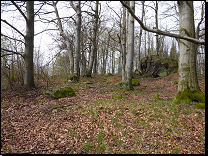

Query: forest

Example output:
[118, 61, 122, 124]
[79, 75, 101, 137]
[1, 1, 205, 154]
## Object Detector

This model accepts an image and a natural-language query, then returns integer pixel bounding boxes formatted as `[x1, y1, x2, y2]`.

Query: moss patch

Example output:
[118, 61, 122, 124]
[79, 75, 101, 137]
[179, 27, 191, 37]
[106, 73, 114, 76]
[45, 86, 76, 99]
[176, 89, 205, 104]
[171, 80, 178, 84]
[132, 79, 140, 86]
[115, 82, 123, 87]
[68, 75, 79, 82]
[142, 86, 147, 89]
[141, 71, 149, 78]
[102, 78, 111, 84]
[195, 103, 205, 109]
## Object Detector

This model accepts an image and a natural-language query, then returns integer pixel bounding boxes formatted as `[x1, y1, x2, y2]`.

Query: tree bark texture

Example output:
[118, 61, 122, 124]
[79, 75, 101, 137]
[24, 1, 35, 88]
[85, 1, 99, 77]
[124, 1, 135, 90]
[137, 1, 145, 72]
[122, 5, 126, 83]
[155, 1, 159, 56]
[177, 1, 200, 92]
[71, 1, 81, 77]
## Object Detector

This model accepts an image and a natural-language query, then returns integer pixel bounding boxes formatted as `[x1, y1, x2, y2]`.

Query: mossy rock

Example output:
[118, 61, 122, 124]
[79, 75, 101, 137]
[102, 78, 111, 84]
[134, 70, 141, 76]
[115, 82, 123, 87]
[106, 73, 114, 76]
[141, 55, 178, 78]
[142, 72, 149, 78]
[134, 70, 149, 78]
[171, 80, 178, 84]
[68, 75, 79, 82]
[141, 86, 147, 89]
[195, 103, 205, 109]
[112, 94, 126, 99]
[176, 89, 205, 104]
[158, 70, 169, 77]
[132, 79, 140, 86]
[45, 86, 76, 99]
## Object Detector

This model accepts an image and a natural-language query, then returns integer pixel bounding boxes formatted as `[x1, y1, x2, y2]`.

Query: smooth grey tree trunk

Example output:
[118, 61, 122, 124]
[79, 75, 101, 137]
[71, 1, 81, 77]
[24, 1, 35, 88]
[137, 1, 145, 72]
[122, 5, 126, 83]
[124, 1, 135, 90]
[177, 1, 200, 92]
[155, 1, 159, 56]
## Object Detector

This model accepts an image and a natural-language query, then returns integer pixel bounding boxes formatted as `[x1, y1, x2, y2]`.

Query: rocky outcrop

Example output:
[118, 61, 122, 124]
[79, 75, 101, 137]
[141, 55, 178, 78]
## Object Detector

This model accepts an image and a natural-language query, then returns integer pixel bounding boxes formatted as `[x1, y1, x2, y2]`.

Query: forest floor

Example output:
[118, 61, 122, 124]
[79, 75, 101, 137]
[1, 73, 205, 154]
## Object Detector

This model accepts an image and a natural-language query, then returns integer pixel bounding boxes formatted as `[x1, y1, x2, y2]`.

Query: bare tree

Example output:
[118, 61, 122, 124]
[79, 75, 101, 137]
[123, 1, 135, 90]
[137, 1, 145, 72]
[24, 1, 35, 88]
[1, 1, 36, 89]
[70, 1, 81, 77]
[85, 1, 99, 77]
[177, 1, 200, 92]
[121, 4, 127, 83]
[120, 1, 205, 45]
[155, 1, 159, 56]
[52, 1, 74, 75]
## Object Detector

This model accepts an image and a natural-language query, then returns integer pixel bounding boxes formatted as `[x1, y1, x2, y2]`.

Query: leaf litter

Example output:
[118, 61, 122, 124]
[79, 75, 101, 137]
[1, 73, 205, 154]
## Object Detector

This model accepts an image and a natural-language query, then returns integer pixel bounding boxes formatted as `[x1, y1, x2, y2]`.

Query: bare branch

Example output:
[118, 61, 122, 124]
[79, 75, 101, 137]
[196, 2, 205, 39]
[81, 10, 94, 16]
[34, 29, 59, 36]
[52, 1, 66, 39]
[34, 2, 46, 16]
[1, 19, 25, 39]
[198, 32, 205, 38]
[120, 1, 205, 45]
[11, 1, 27, 21]
[1, 33, 25, 44]
[106, 2, 121, 18]
[70, 1, 76, 11]
[1, 48, 25, 58]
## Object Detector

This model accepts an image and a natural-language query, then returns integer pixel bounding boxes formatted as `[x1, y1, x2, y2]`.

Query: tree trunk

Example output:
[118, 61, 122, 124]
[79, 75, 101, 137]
[144, 14, 146, 57]
[137, 1, 145, 72]
[122, 5, 126, 83]
[72, 1, 81, 77]
[123, 1, 135, 90]
[24, 1, 35, 88]
[85, 1, 99, 77]
[177, 1, 200, 92]
[53, 1, 74, 75]
[93, 46, 97, 74]
[111, 50, 115, 74]
[120, 1, 204, 45]
[147, 31, 150, 56]
[67, 40, 74, 75]
[155, 1, 159, 56]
